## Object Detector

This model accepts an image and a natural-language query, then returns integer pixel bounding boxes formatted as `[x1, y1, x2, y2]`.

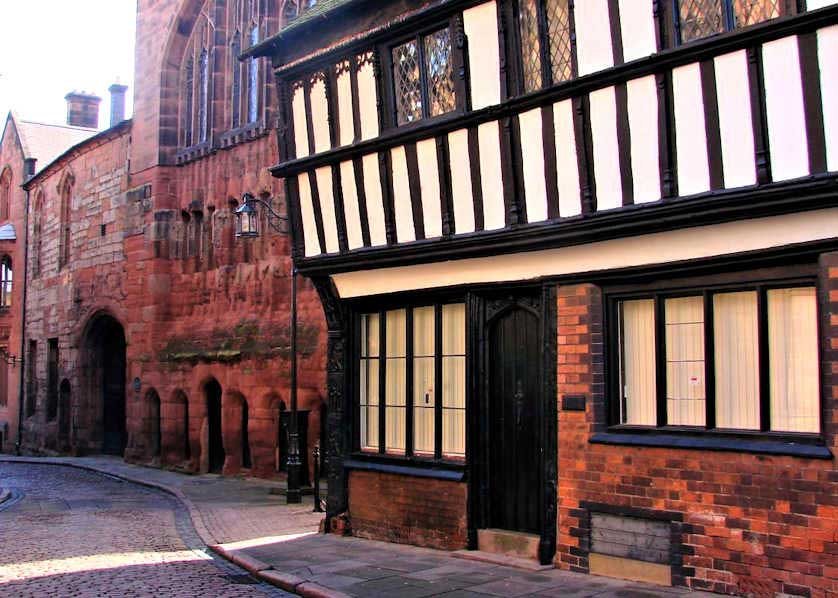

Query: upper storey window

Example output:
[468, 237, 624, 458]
[392, 28, 456, 125]
[676, 0, 791, 44]
[229, 0, 268, 130]
[0, 168, 11, 221]
[517, 0, 573, 94]
[180, 10, 213, 148]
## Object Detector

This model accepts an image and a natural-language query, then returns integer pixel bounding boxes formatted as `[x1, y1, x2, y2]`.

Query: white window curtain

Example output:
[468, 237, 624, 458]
[665, 296, 706, 426]
[359, 313, 380, 451]
[619, 299, 657, 425]
[442, 304, 466, 458]
[413, 306, 435, 455]
[768, 287, 819, 433]
[714, 291, 760, 429]
[385, 309, 407, 453]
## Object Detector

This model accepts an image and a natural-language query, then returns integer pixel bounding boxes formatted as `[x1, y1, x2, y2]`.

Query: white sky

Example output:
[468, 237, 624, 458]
[0, 1, 137, 130]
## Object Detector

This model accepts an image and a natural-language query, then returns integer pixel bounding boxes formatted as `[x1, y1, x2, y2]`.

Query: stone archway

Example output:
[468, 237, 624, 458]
[82, 314, 127, 456]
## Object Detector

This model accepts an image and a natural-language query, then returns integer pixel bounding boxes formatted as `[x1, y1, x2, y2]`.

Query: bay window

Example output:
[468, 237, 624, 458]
[358, 303, 466, 460]
[613, 284, 820, 434]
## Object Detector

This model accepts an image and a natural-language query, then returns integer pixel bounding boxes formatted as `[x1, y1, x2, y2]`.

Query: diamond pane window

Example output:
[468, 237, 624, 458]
[393, 40, 423, 125]
[424, 29, 456, 117]
[677, 0, 790, 45]
[732, 0, 782, 27]
[545, 0, 572, 84]
[392, 28, 457, 126]
[679, 0, 725, 43]
[519, 0, 542, 93]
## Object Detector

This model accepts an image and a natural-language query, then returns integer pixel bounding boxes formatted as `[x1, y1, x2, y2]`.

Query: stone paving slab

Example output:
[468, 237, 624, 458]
[0, 456, 718, 598]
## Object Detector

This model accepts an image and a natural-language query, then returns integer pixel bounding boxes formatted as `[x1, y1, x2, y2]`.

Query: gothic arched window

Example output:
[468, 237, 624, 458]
[1, 256, 12, 308]
[180, 5, 214, 148]
[58, 174, 73, 270]
[0, 168, 11, 221]
[228, 0, 270, 129]
[32, 190, 44, 278]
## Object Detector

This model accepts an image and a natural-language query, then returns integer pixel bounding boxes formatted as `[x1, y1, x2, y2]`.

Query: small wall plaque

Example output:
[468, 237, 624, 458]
[562, 394, 586, 411]
[133, 377, 142, 392]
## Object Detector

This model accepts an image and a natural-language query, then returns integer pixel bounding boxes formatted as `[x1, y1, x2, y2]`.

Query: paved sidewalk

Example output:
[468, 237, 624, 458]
[0, 456, 713, 598]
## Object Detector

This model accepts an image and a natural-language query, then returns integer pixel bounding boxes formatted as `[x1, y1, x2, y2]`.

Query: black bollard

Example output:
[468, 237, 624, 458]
[313, 446, 323, 512]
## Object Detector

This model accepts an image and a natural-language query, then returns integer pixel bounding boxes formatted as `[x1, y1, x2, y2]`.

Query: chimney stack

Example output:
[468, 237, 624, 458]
[108, 83, 129, 127]
[64, 91, 101, 128]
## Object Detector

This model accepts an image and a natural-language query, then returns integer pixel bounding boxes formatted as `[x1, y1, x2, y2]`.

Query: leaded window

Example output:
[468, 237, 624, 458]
[676, 0, 791, 45]
[58, 176, 72, 271]
[359, 303, 466, 460]
[612, 283, 820, 434]
[0, 168, 11, 221]
[392, 27, 456, 126]
[179, 5, 213, 148]
[228, 0, 268, 130]
[517, 0, 574, 94]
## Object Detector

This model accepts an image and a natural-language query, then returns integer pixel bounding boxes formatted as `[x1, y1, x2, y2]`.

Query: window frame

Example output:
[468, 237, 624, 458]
[672, 0, 801, 46]
[352, 297, 468, 468]
[0, 256, 11, 309]
[605, 276, 824, 442]
[384, 18, 463, 130]
[509, 0, 577, 97]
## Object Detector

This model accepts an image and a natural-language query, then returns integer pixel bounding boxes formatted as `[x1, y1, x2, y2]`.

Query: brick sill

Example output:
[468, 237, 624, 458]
[590, 432, 833, 459]
[344, 458, 465, 481]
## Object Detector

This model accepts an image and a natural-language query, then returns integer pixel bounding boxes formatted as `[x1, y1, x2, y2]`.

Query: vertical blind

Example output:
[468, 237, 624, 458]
[359, 303, 466, 458]
[617, 285, 819, 433]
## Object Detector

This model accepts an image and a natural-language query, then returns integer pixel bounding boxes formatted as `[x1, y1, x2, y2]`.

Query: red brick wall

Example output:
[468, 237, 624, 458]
[349, 470, 468, 550]
[556, 274, 838, 597]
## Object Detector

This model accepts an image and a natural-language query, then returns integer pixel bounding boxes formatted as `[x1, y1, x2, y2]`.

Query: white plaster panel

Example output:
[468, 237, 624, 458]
[310, 79, 331, 154]
[447, 129, 475, 234]
[589, 87, 622, 211]
[626, 76, 661, 204]
[464, 1, 501, 110]
[518, 108, 548, 222]
[336, 70, 355, 147]
[714, 50, 756, 188]
[315, 166, 339, 253]
[416, 138, 442, 238]
[619, 0, 657, 62]
[292, 86, 309, 159]
[357, 60, 380, 141]
[333, 208, 838, 297]
[297, 174, 320, 257]
[478, 121, 506, 230]
[340, 160, 364, 249]
[575, 0, 614, 76]
[819, 25, 838, 172]
[808, 0, 838, 8]
[390, 146, 416, 243]
[553, 99, 581, 217]
[763, 36, 809, 181]
[673, 63, 710, 196]
[362, 153, 387, 246]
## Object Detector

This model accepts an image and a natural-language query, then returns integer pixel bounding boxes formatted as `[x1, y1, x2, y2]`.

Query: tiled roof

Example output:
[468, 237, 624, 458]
[281, 0, 358, 34]
[15, 117, 97, 173]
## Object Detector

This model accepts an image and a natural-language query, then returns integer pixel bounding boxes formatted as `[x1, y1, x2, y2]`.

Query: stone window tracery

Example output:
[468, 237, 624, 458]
[180, 6, 214, 148]
[228, 0, 269, 130]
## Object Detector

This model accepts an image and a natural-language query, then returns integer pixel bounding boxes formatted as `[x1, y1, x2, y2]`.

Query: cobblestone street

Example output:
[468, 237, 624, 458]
[0, 463, 294, 597]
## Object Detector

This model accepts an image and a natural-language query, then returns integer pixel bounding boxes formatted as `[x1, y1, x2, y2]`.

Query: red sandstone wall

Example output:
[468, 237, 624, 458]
[556, 276, 838, 597]
[349, 470, 468, 550]
[0, 118, 27, 451]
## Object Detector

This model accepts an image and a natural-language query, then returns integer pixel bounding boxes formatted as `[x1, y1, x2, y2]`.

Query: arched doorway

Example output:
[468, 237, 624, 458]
[241, 398, 252, 469]
[205, 379, 224, 473]
[147, 389, 161, 458]
[84, 314, 127, 456]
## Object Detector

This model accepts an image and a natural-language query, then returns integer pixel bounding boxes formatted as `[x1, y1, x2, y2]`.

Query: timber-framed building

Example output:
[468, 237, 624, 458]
[252, 0, 838, 595]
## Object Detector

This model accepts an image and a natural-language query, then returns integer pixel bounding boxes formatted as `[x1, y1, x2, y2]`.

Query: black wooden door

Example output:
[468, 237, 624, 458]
[206, 381, 225, 473]
[487, 304, 543, 534]
[101, 339, 126, 456]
